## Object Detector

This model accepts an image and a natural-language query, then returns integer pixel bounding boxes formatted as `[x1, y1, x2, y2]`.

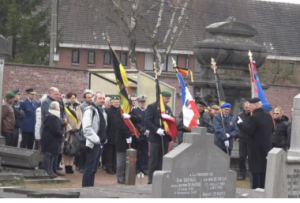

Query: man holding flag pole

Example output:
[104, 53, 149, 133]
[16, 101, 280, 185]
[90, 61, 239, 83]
[145, 63, 177, 185]
[211, 58, 239, 156]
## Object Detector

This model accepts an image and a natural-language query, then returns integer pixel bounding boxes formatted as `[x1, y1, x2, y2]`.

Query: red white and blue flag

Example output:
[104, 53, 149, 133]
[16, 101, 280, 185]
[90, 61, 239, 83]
[176, 72, 199, 131]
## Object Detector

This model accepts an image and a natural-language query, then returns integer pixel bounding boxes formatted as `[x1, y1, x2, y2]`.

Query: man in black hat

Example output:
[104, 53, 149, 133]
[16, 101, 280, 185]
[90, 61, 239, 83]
[145, 90, 174, 184]
[132, 95, 149, 175]
[20, 88, 38, 149]
[11, 89, 24, 147]
[177, 97, 213, 144]
[237, 97, 274, 189]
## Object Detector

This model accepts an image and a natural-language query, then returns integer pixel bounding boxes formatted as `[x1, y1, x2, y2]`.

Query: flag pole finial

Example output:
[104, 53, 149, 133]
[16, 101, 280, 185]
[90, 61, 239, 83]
[211, 58, 217, 74]
[153, 62, 158, 79]
[248, 50, 253, 62]
[172, 57, 177, 67]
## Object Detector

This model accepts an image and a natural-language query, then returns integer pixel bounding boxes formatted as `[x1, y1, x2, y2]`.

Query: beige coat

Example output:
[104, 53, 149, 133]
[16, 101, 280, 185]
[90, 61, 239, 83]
[64, 101, 82, 142]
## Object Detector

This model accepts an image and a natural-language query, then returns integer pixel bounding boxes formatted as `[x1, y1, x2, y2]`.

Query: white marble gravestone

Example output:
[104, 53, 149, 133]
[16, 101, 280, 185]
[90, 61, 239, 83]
[152, 127, 237, 198]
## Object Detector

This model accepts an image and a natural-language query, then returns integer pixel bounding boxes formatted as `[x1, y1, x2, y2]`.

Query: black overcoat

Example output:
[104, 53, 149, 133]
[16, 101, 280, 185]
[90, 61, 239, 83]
[41, 113, 64, 156]
[237, 108, 274, 173]
[105, 106, 119, 145]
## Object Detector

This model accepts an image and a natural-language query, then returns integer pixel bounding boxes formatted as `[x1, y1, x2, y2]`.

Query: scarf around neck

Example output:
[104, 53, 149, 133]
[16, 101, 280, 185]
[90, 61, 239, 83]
[49, 109, 61, 118]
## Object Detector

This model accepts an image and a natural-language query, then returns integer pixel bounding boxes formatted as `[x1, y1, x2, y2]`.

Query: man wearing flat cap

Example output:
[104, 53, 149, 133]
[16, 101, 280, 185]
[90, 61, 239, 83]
[145, 90, 174, 184]
[1, 92, 16, 146]
[104, 95, 120, 174]
[177, 97, 213, 144]
[213, 102, 239, 156]
[236, 97, 274, 189]
[132, 95, 149, 175]
[20, 88, 38, 149]
[11, 89, 24, 147]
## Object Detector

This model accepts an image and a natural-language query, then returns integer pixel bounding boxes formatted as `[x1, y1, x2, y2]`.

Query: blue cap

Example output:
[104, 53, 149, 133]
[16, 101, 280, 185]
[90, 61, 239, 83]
[221, 103, 231, 108]
[262, 103, 273, 112]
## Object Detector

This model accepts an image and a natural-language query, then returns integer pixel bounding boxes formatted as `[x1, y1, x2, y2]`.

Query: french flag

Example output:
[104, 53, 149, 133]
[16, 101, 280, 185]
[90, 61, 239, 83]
[177, 72, 199, 131]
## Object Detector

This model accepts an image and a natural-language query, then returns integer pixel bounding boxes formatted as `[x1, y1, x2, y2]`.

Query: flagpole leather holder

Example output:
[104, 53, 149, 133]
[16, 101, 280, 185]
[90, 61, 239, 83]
[125, 148, 137, 185]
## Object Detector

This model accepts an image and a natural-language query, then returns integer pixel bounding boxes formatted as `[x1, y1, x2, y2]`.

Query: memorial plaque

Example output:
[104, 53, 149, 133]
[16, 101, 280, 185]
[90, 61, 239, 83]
[153, 127, 237, 198]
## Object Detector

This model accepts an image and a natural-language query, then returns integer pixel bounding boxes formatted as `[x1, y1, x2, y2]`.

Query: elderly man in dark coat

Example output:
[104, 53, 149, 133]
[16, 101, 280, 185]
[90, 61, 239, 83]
[237, 97, 274, 189]
[104, 96, 120, 174]
[41, 101, 64, 178]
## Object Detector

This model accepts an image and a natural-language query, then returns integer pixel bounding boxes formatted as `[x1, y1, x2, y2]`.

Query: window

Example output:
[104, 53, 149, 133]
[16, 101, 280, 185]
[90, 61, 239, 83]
[144, 53, 154, 71]
[88, 51, 95, 65]
[72, 50, 79, 63]
[104, 52, 111, 65]
[120, 53, 127, 67]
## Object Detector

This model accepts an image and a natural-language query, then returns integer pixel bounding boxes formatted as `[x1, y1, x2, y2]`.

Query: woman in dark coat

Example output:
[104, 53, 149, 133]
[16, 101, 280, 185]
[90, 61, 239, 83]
[41, 101, 64, 178]
[237, 98, 274, 189]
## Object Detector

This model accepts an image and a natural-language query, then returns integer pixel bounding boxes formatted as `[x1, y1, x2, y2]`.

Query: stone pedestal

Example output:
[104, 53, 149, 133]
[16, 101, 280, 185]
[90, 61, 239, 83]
[288, 94, 300, 162]
[0, 145, 39, 169]
[0, 136, 5, 145]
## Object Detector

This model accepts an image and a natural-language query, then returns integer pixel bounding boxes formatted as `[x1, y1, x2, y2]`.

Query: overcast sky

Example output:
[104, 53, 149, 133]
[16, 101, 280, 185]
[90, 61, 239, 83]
[258, 0, 300, 4]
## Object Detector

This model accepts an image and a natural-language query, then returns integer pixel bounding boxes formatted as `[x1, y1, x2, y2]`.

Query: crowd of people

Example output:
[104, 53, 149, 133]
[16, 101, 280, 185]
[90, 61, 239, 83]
[0, 87, 293, 189]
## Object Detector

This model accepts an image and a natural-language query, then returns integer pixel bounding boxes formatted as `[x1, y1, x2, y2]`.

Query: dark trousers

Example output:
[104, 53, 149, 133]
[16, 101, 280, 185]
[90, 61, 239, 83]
[12, 127, 20, 147]
[82, 144, 102, 187]
[105, 143, 116, 172]
[2, 132, 14, 147]
[251, 172, 266, 189]
[101, 144, 107, 167]
[20, 132, 35, 149]
[239, 141, 248, 178]
[148, 141, 169, 183]
[221, 148, 232, 156]
[136, 139, 149, 173]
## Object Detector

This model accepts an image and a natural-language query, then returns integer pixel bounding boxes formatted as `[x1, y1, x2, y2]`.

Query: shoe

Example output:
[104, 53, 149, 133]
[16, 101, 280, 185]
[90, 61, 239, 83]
[142, 170, 148, 175]
[65, 165, 74, 174]
[237, 176, 245, 181]
[118, 179, 125, 184]
[53, 170, 65, 176]
[106, 169, 115, 174]
[57, 167, 63, 170]
[147, 182, 152, 184]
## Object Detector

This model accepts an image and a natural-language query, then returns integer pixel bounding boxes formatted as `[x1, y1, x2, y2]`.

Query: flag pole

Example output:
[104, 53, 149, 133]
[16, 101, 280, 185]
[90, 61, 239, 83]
[154, 62, 165, 156]
[211, 58, 229, 156]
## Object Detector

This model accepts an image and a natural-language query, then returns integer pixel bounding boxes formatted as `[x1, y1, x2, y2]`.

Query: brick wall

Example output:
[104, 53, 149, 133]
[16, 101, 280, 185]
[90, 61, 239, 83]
[3, 63, 89, 101]
[264, 85, 300, 119]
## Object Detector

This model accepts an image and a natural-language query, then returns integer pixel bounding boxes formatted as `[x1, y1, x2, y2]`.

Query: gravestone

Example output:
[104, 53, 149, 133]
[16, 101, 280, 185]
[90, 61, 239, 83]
[152, 127, 237, 198]
[0, 145, 39, 169]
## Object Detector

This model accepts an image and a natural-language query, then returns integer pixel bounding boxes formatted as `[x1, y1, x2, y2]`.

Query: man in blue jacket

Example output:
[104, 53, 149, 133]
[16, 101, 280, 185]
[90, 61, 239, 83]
[212, 103, 239, 156]
[20, 88, 38, 149]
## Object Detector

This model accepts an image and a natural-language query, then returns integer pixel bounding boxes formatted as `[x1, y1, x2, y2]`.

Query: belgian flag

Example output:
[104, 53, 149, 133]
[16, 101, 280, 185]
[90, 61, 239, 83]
[110, 45, 139, 137]
[155, 78, 177, 141]
[173, 66, 189, 76]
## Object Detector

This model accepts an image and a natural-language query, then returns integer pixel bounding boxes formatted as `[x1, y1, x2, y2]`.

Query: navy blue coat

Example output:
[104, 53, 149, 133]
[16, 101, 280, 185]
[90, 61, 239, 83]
[132, 107, 148, 141]
[20, 98, 38, 133]
[12, 100, 24, 128]
[213, 113, 239, 150]
[145, 102, 173, 144]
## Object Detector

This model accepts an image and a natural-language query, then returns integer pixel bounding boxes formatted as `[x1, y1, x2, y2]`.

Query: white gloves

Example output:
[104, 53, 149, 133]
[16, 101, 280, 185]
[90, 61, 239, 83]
[224, 140, 229, 148]
[123, 113, 131, 119]
[126, 136, 132, 144]
[161, 113, 171, 119]
[197, 119, 200, 125]
[156, 128, 165, 136]
[226, 133, 230, 138]
[237, 116, 243, 124]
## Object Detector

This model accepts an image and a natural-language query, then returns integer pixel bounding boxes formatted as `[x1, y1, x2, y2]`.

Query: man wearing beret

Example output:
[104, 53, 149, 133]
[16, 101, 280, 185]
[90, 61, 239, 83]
[236, 97, 274, 189]
[212, 102, 239, 156]
[1, 92, 16, 146]
[104, 96, 120, 174]
[145, 90, 174, 184]
[11, 89, 24, 147]
[20, 88, 38, 150]
[177, 97, 213, 144]
[132, 95, 149, 175]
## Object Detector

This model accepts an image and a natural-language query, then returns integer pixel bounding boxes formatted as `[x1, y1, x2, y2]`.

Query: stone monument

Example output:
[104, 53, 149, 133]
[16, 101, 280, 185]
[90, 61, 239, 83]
[152, 127, 236, 198]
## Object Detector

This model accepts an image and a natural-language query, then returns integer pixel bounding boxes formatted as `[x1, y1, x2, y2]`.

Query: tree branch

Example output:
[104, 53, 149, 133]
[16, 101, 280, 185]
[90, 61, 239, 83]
[151, 0, 165, 39]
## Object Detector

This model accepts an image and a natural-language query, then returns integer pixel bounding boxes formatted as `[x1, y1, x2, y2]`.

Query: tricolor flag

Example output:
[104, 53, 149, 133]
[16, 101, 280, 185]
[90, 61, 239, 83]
[155, 78, 177, 141]
[110, 45, 139, 137]
[177, 72, 199, 131]
[249, 60, 270, 105]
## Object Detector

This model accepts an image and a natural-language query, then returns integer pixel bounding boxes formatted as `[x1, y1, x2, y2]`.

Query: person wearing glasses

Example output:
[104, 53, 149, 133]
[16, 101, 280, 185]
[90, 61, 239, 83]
[236, 97, 274, 189]
[271, 106, 289, 150]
